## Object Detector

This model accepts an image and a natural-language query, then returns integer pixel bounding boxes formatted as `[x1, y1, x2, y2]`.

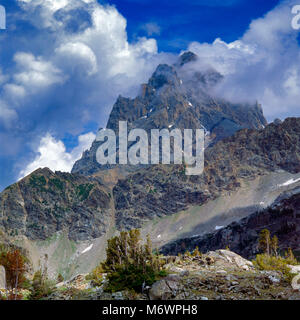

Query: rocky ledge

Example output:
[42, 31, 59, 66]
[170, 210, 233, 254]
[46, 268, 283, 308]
[47, 250, 300, 300]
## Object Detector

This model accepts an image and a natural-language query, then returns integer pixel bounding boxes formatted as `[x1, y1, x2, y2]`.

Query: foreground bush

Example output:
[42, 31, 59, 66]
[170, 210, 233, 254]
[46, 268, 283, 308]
[85, 265, 104, 286]
[254, 229, 299, 282]
[29, 269, 55, 300]
[90, 230, 167, 292]
[253, 254, 298, 282]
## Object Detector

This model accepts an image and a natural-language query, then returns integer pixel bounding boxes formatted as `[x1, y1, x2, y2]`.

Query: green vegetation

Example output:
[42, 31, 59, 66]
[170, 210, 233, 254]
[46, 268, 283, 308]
[29, 175, 47, 191]
[89, 230, 167, 293]
[29, 255, 55, 300]
[29, 270, 55, 300]
[253, 254, 297, 282]
[57, 273, 64, 283]
[85, 265, 104, 286]
[253, 229, 299, 282]
[76, 183, 94, 201]
[49, 178, 64, 191]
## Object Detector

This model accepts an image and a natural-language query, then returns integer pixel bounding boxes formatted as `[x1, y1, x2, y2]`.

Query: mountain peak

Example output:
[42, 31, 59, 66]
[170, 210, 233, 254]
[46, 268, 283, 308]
[148, 64, 180, 89]
[178, 51, 198, 66]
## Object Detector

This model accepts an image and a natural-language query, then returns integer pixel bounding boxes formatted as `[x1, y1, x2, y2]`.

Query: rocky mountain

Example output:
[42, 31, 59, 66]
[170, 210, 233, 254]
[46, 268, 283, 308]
[0, 52, 299, 280]
[161, 186, 300, 260]
[113, 118, 300, 230]
[72, 51, 267, 176]
[0, 168, 112, 241]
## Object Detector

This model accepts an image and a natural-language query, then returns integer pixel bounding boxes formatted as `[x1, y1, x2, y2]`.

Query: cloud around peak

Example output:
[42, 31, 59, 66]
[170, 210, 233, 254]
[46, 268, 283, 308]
[187, 0, 300, 120]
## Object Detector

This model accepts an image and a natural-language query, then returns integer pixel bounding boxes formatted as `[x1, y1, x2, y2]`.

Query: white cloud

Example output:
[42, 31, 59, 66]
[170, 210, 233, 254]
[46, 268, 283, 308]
[0, 100, 18, 129]
[0, 0, 173, 189]
[55, 42, 98, 76]
[0, 0, 170, 130]
[187, 0, 300, 120]
[13, 52, 65, 89]
[18, 132, 95, 179]
[142, 22, 161, 36]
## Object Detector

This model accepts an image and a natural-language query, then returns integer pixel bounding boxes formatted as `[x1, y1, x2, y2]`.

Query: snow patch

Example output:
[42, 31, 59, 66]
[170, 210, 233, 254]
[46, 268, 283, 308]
[278, 177, 300, 187]
[81, 244, 93, 254]
[215, 226, 224, 231]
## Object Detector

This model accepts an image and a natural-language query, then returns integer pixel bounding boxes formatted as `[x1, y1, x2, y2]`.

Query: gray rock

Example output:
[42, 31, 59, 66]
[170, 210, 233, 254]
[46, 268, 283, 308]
[149, 280, 179, 300]
[0, 265, 6, 289]
[112, 291, 124, 300]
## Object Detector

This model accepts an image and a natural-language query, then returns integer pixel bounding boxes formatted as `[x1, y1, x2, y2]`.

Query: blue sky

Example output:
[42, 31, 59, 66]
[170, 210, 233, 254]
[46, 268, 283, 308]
[0, 0, 299, 191]
[108, 0, 281, 51]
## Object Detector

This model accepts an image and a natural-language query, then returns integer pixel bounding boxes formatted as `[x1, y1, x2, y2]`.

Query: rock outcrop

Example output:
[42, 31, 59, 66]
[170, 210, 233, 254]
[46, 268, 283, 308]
[46, 250, 300, 300]
[0, 265, 6, 290]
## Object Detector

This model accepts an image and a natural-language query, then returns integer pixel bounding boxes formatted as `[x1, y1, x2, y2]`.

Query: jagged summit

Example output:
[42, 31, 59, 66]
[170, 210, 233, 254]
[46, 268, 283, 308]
[178, 51, 198, 66]
[72, 54, 267, 176]
[148, 64, 181, 90]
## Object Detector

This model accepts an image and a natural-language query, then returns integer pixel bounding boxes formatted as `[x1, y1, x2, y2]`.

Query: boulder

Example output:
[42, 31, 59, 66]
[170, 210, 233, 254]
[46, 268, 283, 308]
[207, 250, 254, 271]
[288, 265, 300, 274]
[149, 279, 180, 300]
[0, 265, 6, 289]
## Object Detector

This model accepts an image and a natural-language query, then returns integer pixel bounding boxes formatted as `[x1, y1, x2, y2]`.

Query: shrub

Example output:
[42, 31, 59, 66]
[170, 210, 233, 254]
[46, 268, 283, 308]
[57, 273, 64, 283]
[76, 184, 94, 201]
[284, 248, 298, 265]
[86, 265, 104, 286]
[253, 254, 297, 282]
[99, 230, 166, 292]
[29, 270, 55, 300]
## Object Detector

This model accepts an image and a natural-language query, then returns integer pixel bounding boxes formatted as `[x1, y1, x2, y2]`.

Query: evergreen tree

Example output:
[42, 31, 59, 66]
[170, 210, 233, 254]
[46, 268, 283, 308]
[100, 229, 166, 292]
[258, 229, 271, 255]
[271, 235, 278, 257]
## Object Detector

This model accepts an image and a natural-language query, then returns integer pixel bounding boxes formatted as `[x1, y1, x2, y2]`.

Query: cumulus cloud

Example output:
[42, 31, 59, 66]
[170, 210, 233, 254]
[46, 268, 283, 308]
[18, 131, 96, 179]
[0, 0, 171, 130]
[0, 0, 173, 186]
[187, 0, 300, 120]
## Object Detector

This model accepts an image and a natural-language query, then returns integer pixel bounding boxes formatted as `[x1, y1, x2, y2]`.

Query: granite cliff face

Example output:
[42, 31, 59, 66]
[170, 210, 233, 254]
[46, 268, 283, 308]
[72, 51, 267, 176]
[113, 118, 300, 230]
[0, 168, 112, 241]
[160, 187, 300, 260]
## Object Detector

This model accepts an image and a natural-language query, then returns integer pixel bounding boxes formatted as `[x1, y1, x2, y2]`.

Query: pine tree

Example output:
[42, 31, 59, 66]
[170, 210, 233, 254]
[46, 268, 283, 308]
[271, 235, 278, 257]
[258, 229, 271, 255]
[100, 229, 165, 292]
[192, 246, 201, 257]
[57, 273, 64, 283]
